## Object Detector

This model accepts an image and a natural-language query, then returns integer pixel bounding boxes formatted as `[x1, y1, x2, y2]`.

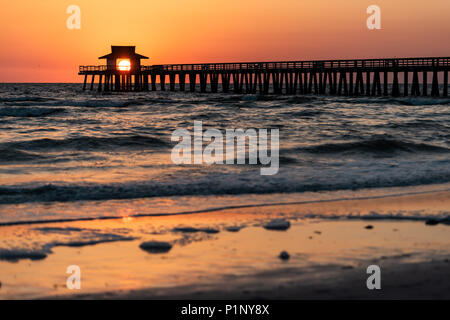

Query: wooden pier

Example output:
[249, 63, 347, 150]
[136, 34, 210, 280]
[80, 57, 450, 97]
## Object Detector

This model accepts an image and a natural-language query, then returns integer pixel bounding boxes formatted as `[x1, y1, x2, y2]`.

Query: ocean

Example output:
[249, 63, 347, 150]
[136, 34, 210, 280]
[0, 83, 449, 225]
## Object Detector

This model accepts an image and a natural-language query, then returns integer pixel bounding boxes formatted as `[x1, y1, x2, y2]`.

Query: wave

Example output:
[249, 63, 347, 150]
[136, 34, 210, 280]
[0, 148, 46, 163]
[381, 119, 448, 129]
[1, 134, 170, 151]
[281, 108, 325, 117]
[297, 138, 449, 155]
[0, 96, 55, 103]
[333, 97, 450, 106]
[402, 97, 450, 106]
[3, 97, 179, 108]
[285, 96, 319, 104]
[3, 99, 139, 108]
[0, 106, 65, 117]
[1, 168, 449, 205]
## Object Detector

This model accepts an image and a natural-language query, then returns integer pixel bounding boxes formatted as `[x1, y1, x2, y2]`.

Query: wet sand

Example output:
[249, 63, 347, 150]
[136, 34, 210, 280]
[0, 189, 449, 299]
[73, 258, 450, 300]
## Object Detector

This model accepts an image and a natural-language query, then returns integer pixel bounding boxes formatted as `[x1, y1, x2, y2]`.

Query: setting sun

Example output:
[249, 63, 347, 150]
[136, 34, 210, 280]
[117, 59, 131, 71]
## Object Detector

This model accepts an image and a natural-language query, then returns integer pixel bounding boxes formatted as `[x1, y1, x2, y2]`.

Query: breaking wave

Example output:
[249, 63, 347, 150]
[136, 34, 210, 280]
[1, 167, 449, 204]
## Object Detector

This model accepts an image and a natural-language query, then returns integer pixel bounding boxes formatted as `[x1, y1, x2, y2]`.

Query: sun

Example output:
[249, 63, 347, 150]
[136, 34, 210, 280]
[117, 59, 131, 71]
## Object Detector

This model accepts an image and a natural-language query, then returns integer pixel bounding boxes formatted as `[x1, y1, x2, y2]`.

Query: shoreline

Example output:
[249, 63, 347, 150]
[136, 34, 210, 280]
[1, 182, 449, 226]
[0, 188, 449, 299]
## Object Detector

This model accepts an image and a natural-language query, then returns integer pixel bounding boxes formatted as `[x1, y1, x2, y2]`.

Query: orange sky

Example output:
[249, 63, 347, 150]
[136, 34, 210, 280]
[0, 0, 449, 82]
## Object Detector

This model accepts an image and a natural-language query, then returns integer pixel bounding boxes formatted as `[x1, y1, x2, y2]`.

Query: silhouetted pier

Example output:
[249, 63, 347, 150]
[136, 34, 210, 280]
[79, 56, 449, 97]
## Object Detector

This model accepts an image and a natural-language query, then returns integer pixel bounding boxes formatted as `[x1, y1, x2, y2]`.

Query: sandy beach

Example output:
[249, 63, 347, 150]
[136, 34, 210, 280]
[0, 187, 449, 300]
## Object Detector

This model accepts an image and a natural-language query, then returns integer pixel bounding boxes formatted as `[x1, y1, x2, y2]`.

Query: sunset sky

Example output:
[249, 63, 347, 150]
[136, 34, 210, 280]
[0, 0, 449, 82]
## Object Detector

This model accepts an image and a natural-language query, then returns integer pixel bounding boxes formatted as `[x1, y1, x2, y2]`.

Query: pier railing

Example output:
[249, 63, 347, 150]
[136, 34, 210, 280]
[80, 57, 450, 73]
[142, 57, 450, 72]
[79, 65, 108, 72]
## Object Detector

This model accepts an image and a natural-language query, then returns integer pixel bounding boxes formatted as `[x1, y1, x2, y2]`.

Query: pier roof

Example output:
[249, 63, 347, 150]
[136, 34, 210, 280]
[99, 46, 148, 60]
